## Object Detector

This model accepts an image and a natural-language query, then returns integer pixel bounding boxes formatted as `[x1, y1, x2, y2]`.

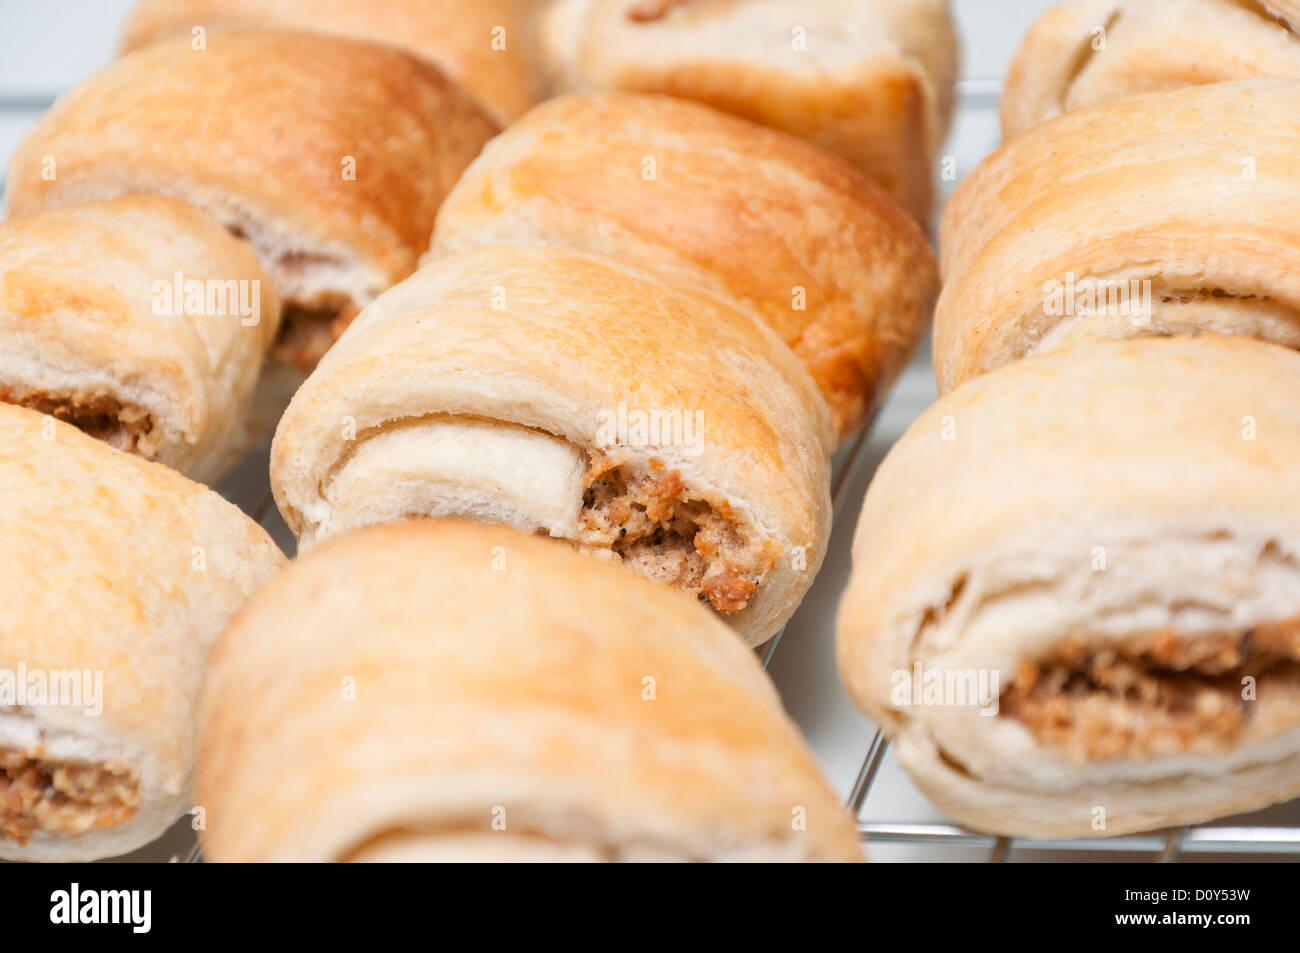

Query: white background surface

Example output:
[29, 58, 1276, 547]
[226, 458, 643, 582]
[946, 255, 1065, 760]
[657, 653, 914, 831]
[9, 1, 1289, 862]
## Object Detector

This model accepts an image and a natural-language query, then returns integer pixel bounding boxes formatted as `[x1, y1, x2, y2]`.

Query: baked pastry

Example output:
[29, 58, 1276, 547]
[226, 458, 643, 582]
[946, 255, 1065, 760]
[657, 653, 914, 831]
[119, 0, 545, 126]
[4, 29, 498, 371]
[430, 92, 938, 445]
[199, 519, 860, 862]
[539, 0, 960, 223]
[0, 403, 284, 861]
[837, 336, 1300, 838]
[0, 195, 280, 484]
[1002, 0, 1300, 138]
[935, 78, 1300, 394]
[270, 245, 832, 646]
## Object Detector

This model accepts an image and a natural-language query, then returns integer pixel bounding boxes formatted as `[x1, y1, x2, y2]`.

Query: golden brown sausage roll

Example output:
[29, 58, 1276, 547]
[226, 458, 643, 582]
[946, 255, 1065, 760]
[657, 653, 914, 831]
[0, 404, 284, 861]
[539, 0, 960, 223]
[0, 196, 279, 483]
[838, 336, 1300, 838]
[430, 92, 938, 445]
[1002, 0, 1300, 138]
[4, 29, 498, 372]
[270, 245, 832, 646]
[935, 78, 1300, 394]
[199, 519, 860, 862]
[119, 0, 545, 126]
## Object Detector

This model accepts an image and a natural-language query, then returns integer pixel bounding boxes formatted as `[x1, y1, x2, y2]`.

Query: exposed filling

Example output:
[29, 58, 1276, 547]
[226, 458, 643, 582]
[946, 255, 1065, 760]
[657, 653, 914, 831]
[271, 298, 360, 373]
[0, 748, 140, 844]
[0, 384, 154, 455]
[1002, 620, 1300, 761]
[578, 453, 778, 616]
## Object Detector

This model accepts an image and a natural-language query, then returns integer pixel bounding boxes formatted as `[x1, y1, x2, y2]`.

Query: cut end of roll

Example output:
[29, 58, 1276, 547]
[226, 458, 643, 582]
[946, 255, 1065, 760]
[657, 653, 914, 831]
[0, 384, 156, 458]
[1002, 622, 1300, 763]
[0, 746, 140, 846]
[306, 416, 780, 622]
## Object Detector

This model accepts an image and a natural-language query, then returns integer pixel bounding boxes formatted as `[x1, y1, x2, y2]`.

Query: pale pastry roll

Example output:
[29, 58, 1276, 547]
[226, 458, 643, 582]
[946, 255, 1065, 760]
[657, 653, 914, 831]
[199, 519, 860, 862]
[119, 0, 546, 126]
[539, 0, 960, 223]
[3, 29, 498, 372]
[935, 78, 1300, 395]
[838, 336, 1300, 838]
[0, 196, 279, 484]
[0, 404, 284, 861]
[271, 245, 832, 646]
[430, 93, 938, 446]
[1002, 0, 1300, 138]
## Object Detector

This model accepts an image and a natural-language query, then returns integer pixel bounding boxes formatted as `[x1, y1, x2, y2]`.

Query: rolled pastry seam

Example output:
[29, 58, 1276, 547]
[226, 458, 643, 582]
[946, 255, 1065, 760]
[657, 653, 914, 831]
[3, 28, 498, 372]
[1001, 0, 1300, 138]
[430, 92, 938, 445]
[0, 196, 280, 483]
[0, 403, 284, 861]
[539, 0, 960, 222]
[118, 0, 546, 127]
[271, 245, 833, 646]
[198, 520, 861, 862]
[837, 336, 1300, 838]
[936, 78, 1300, 394]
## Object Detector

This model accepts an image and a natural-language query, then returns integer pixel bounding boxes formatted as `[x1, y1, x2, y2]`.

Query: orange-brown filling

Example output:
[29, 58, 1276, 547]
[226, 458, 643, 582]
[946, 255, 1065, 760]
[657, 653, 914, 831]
[0, 385, 153, 454]
[580, 454, 778, 616]
[0, 748, 139, 844]
[271, 298, 360, 372]
[1002, 621, 1300, 761]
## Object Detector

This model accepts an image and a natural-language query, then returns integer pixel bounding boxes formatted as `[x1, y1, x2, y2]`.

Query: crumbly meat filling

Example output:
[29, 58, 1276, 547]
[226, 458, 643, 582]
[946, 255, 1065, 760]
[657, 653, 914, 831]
[0, 385, 154, 454]
[578, 453, 778, 616]
[0, 748, 140, 844]
[271, 298, 360, 372]
[1001, 621, 1300, 762]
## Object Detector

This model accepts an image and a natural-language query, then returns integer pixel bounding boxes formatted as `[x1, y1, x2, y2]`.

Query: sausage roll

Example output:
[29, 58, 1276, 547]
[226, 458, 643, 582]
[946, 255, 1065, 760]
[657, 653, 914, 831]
[936, 79, 1300, 394]
[199, 519, 860, 862]
[430, 92, 938, 445]
[4, 29, 498, 372]
[119, 0, 545, 127]
[838, 336, 1300, 838]
[0, 403, 284, 861]
[270, 245, 832, 646]
[0, 196, 279, 484]
[539, 0, 960, 223]
[1002, 0, 1300, 138]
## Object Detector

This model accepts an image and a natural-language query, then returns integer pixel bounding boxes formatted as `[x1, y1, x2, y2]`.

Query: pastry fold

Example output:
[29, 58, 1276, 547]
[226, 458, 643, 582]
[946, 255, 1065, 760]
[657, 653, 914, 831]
[936, 78, 1300, 394]
[199, 520, 860, 862]
[837, 337, 1300, 838]
[3, 29, 498, 372]
[538, 0, 959, 223]
[1002, 0, 1300, 138]
[119, 0, 545, 127]
[430, 92, 938, 445]
[270, 245, 832, 646]
[0, 196, 279, 483]
[0, 404, 284, 861]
